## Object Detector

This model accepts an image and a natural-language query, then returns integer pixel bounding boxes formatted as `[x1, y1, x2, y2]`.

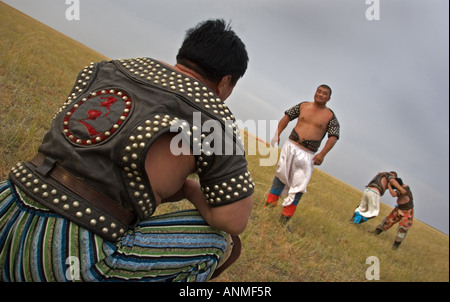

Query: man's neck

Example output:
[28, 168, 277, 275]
[312, 100, 328, 109]
[158, 61, 219, 96]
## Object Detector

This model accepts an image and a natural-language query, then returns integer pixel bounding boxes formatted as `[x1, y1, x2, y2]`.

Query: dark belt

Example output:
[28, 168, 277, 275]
[9, 153, 136, 241]
[288, 129, 319, 153]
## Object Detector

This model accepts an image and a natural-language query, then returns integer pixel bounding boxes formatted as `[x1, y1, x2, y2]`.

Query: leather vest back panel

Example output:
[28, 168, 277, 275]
[36, 58, 254, 222]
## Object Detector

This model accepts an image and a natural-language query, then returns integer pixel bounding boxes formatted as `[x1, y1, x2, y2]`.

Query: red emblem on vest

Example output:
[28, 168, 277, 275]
[63, 89, 132, 145]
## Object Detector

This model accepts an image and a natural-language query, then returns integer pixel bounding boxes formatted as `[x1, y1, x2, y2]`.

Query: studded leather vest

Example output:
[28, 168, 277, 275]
[9, 57, 254, 241]
[366, 172, 394, 196]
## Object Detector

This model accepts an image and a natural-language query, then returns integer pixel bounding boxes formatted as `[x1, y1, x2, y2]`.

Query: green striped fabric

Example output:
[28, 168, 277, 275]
[0, 180, 227, 281]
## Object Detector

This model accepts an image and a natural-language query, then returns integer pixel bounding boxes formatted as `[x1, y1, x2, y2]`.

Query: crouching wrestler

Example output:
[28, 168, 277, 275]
[0, 19, 254, 282]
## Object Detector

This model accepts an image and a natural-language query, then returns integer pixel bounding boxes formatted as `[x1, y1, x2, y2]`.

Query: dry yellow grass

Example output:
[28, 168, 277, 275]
[1, 2, 448, 282]
[0, 2, 107, 177]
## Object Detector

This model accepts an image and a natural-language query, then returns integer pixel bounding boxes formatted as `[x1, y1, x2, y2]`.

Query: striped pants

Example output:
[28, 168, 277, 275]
[0, 180, 227, 282]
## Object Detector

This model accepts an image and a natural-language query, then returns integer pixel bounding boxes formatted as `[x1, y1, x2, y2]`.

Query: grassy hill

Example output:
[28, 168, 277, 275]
[1, 2, 448, 282]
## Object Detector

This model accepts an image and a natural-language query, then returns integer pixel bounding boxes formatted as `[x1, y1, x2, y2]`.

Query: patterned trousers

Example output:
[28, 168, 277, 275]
[376, 207, 414, 243]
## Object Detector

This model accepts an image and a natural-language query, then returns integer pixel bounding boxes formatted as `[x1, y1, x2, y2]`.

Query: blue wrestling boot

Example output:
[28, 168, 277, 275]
[352, 212, 368, 224]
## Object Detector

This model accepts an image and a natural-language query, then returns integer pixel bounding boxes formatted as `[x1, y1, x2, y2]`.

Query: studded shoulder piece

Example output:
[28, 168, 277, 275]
[284, 102, 303, 121]
[327, 111, 340, 140]
[54, 61, 100, 118]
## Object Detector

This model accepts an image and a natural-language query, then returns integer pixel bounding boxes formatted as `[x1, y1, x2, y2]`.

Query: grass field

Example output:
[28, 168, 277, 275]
[1, 2, 448, 282]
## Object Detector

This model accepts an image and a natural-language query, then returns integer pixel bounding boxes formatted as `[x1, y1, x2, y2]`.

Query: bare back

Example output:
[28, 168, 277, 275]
[145, 133, 195, 206]
[397, 185, 412, 205]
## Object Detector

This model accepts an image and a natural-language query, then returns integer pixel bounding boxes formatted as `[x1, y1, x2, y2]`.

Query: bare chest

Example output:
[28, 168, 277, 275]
[297, 104, 333, 130]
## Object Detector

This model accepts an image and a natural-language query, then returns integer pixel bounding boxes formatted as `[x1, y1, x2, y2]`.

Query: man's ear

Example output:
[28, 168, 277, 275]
[216, 75, 233, 99]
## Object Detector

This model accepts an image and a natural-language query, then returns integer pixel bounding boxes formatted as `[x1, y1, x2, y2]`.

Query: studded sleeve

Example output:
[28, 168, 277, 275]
[327, 112, 340, 140]
[195, 130, 255, 207]
[197, 156, 254, 207]
[284, 103, 301, 121]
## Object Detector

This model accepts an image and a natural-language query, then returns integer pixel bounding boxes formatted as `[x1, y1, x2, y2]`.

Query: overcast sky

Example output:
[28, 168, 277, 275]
[3, 0, 449, 234]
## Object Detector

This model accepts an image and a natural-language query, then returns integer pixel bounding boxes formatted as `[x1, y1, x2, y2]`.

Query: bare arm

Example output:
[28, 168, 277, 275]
[182, 179, 253, 235]
[388, 182, 398, 197]
[271, 115, 290, 146]
[389, 178, 407, 195]
[313, 136, 338, 165]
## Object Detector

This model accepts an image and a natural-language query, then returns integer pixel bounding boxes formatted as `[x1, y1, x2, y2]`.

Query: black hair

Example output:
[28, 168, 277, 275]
[395, 178, 403, 186]
[319, 84, 332, 96]
[176, 19, 249, 86]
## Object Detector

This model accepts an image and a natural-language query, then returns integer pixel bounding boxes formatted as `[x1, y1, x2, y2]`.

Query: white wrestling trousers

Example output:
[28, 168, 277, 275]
[275, 139, 315, 207]
[354, 188, 381, 218]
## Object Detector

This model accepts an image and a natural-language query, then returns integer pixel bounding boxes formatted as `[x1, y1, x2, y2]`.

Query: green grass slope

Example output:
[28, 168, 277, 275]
[1, 2, 448, 282]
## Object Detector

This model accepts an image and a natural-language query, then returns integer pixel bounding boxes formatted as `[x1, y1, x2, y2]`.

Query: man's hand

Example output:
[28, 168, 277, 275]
[270, 134, 279, 147]
[313, 153, 325, 165]
[312, 136, 338, 166]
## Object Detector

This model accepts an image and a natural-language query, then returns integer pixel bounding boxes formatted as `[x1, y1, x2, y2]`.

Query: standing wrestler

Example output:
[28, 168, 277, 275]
[352, 171, 406, 224]
[265, 85, 340, 224]
[0, 19, 253, 281]
[374, 178, 414, 250]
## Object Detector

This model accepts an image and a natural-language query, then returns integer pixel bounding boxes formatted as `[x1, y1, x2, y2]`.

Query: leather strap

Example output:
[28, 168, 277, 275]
[211, 235, 241, 279]
[29, 153, 135, 226]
